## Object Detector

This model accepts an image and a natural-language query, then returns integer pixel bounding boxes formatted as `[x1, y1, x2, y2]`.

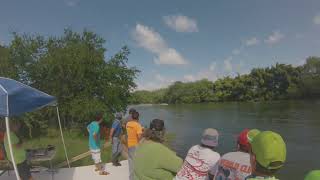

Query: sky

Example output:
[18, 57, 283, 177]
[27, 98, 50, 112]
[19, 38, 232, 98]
[1, 0, 320, 90]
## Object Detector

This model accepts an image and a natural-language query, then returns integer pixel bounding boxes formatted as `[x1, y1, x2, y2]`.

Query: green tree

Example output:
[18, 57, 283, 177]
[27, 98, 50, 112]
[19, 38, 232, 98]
[1, 29, 139, 136]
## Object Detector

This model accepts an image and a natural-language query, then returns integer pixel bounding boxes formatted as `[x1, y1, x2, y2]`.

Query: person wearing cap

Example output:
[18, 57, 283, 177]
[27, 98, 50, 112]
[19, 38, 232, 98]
[110, 112, 123, 166]
[175, 128, 221, 180]
[304, 170, 320, 180]
[126, 111, 143, 180]
[123, 108, 136, 127]
[214, 129, 260, 180]
[87, 113, 109, 175]
[246, 131, 286, 180]
[133, 119, 183, 180]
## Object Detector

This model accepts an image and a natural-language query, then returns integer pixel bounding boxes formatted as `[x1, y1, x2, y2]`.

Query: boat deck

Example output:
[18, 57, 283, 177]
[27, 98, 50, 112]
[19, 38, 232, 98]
[1, 160, 129, 180]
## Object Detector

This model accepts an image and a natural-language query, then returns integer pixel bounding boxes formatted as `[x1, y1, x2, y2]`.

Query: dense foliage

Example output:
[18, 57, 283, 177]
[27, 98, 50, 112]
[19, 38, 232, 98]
[130, 57, 320, 104]
[0, 29, 139, 137]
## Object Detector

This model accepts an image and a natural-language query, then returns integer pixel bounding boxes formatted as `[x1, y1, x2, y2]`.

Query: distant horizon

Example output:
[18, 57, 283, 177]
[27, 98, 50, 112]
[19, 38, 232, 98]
[134, 58, 308, 91]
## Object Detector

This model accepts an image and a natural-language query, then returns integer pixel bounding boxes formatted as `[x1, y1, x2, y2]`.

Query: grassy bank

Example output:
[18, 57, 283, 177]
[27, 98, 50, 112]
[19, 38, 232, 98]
[23, 129, 112, 168]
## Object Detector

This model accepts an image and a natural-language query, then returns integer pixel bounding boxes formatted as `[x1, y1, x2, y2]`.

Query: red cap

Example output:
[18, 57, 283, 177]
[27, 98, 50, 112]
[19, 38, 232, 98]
[237, 129, 250, 151]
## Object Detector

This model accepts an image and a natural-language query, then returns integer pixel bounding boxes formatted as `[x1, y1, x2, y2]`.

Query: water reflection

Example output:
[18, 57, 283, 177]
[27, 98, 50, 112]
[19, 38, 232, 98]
[133, 100, 320, 180]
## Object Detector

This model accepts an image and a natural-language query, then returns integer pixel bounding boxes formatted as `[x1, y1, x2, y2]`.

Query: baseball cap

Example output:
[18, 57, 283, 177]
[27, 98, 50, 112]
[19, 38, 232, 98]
[201, 128, 219, 147]
[247, 129, 260, 143]
[237, 129, 250, 150]
[250, 131, 286, 170]
[304, 170, 320, 180]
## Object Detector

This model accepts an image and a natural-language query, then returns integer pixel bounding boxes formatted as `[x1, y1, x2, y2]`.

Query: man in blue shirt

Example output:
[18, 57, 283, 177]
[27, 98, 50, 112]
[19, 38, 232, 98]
[87, 114, 109, 175]
[110, 113, 123, 166]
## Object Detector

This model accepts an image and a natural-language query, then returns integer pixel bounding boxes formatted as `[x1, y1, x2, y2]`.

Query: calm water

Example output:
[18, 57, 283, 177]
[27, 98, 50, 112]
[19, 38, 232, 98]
[132, 100, 320, 180]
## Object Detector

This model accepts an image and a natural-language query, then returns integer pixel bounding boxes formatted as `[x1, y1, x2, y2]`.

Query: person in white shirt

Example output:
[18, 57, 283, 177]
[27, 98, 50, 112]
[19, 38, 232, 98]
[214, 129, 260, 180]
[175, 128, 221, 180]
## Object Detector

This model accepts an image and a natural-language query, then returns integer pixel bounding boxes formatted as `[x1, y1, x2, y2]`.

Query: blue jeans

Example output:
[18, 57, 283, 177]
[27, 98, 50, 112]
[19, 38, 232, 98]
[128, 146, 136, 180]
[112, 137, 122, 163]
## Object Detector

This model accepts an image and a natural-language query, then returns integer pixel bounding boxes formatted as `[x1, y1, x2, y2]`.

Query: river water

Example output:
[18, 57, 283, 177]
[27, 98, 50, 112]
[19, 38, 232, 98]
[132, 100, 320, 180]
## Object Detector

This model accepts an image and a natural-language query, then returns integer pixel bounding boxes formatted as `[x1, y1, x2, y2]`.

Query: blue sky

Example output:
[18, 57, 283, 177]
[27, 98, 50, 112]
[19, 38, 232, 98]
[1, 0, 320, 90]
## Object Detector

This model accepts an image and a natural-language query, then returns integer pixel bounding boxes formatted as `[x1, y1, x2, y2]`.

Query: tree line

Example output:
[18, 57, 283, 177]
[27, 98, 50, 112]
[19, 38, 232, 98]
[0, 29, 139, 137]
[130, 57, 320, 104]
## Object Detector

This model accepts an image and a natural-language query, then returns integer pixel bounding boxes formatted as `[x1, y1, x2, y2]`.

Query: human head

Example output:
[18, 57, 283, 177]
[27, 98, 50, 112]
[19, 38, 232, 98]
[115, 112, 122, 120]
[143, 119, 165, 143]
[237, 129, 250, 152]
[129, 108, 136, 115]
[201, 128, 219, 148]
[250, 131, 286, 176]
[95, 113, 103, 123]
[304, 170, 320, 180]
[131, 111, 139, 121]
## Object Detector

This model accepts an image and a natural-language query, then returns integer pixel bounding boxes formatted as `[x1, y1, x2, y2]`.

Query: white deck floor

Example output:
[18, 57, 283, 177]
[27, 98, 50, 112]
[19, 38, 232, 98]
[1, 160, 129, 180]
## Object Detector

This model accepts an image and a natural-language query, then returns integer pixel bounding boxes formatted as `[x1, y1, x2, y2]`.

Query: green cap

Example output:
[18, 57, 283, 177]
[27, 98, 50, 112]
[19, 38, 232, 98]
[247, 129, 260, 143]
[251, 131, 286, 170]
[304, 170, 320, 180]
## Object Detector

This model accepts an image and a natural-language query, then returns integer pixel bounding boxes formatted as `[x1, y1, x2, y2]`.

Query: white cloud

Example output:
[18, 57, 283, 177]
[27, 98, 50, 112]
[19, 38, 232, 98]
[232, 49, 241, 55]
[163, 15, 198, 32]
[264, 31, 285, 45]
[209, 62, 216, 71]
[184, 75, 196, 82]
[245, 37, 259, 46]
[184, 61, 218, 82]
[313, 14, 320, 25]
[137, 74, 175, 90]
[154, 48, 187, 65]
[132, 24, 188, 65]
[224, 57, 233, 72]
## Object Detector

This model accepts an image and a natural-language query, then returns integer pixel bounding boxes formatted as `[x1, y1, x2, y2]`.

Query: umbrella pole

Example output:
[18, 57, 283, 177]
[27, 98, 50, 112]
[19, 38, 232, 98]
[56, 106, 70, 168]
[5, 117, 21, 180]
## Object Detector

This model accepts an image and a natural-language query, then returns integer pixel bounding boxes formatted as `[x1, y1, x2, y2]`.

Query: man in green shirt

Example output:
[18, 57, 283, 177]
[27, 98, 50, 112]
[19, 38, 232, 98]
[133, 119, 183, 180]
[4, 121, 33, 180]
[246, 131, 286, 180]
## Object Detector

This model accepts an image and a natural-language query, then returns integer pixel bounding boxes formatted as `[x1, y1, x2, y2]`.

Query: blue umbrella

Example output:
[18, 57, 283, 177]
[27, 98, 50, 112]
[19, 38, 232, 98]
[0, 77, 70, 180]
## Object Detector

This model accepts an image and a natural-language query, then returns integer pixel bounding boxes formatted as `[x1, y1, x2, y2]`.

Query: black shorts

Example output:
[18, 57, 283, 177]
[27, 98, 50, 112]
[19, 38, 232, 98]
[17, 160, 31, 180]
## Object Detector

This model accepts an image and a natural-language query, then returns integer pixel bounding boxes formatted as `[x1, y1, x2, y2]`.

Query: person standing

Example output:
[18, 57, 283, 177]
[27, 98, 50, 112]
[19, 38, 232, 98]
[246, 131, 286, 180]
[4, 121, 32, 180]
[110, 112, 123, 166]
[123, 108, 136, 128]
[126, 111, 143, 180]
[87, 114, 109, 175]
[175, 128, 221, 180]
[214, 129, 260, 180]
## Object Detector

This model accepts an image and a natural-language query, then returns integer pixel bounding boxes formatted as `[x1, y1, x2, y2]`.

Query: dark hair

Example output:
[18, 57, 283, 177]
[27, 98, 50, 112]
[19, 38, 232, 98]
[129, 108, 136, 114]
[150, 119, 164, 131]
[238, 143, 250, 153]
[200, 144, 215, 149]
[143, 119, 165, 143]
[95, 113, 103, 121]
[255, 162, 282, 175]
[143, 128, 165, 143]
[131, 111, 139, 120]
